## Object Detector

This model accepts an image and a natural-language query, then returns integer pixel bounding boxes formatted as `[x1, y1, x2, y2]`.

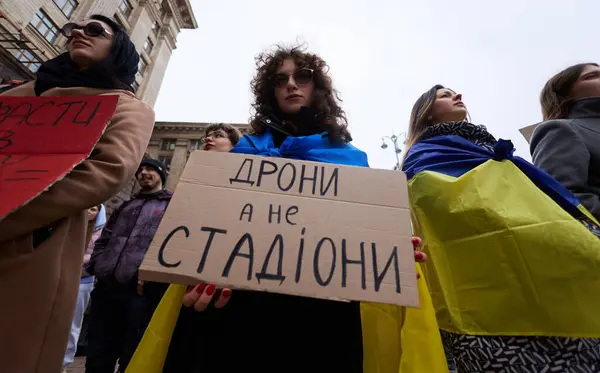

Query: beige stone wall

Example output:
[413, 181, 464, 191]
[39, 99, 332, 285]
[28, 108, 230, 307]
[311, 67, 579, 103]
[140, 37, 172, 106]
[165, 139, 189, 190]
[128, 6, 153, 52]
[83, 0, 120, 19]
[1, 0, 48, 27]
[0, 0, 197, 215]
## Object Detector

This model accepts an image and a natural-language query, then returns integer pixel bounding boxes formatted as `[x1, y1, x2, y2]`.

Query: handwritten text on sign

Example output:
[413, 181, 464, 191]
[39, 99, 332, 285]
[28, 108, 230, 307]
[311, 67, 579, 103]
[0, 95, 118, 219]
[140, 151, 419, 307]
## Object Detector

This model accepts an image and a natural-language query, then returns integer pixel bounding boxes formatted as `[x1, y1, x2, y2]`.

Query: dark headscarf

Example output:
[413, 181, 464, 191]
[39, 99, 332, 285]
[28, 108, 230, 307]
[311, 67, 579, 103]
[34, 14, 139, 96]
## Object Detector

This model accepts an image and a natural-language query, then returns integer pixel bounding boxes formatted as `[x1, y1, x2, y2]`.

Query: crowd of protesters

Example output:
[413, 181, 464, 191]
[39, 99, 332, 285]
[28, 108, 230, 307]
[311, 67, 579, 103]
[0, 12, 599, 373]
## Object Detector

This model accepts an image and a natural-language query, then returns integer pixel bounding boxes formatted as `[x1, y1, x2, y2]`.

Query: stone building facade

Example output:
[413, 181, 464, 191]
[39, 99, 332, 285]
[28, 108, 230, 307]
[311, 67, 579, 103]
[0, 0, 196, 107]
[0, 0, 198, 215]
[147, 121, 250, 190]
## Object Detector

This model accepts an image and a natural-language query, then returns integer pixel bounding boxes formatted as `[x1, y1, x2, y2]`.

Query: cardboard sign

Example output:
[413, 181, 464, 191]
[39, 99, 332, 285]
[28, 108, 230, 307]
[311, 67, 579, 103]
[520, 123, 539, 144]
[140, 151, 419, 308]
[0, 95, 118, 219]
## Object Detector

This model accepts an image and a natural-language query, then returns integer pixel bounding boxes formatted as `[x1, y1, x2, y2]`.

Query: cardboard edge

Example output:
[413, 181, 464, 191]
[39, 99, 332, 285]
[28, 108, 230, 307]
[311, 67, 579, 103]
[139, 266, 421, 308]
[519, 123, 540, 144]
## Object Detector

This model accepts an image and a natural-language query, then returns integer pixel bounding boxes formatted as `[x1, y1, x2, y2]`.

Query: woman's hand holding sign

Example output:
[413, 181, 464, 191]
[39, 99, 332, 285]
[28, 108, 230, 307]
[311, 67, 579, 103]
[182, 236, 427, 312]
[182, 283, 232, 312]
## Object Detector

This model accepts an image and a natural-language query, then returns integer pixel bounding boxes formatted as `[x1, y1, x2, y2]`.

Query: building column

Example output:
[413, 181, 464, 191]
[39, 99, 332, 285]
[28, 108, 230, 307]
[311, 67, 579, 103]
[138, 28, 174, 106]
[82, 0, 121, 19]
[128, 4, 153, 51]
[166, 138, 188, 190]
[146, 139, 160, 159]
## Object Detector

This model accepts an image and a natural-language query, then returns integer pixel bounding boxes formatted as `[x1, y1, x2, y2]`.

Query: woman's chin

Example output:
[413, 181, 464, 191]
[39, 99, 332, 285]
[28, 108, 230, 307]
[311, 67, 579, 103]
[280, 105, 303, 115]
[69, 51, 94, 68]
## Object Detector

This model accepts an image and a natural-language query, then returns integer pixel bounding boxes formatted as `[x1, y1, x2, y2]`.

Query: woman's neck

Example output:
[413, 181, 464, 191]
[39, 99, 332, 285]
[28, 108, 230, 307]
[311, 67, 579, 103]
[280, 107, 322, 137]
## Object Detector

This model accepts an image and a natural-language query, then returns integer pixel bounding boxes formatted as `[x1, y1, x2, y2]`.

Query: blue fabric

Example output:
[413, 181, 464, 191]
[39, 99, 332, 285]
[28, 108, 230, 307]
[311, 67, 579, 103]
[80, 275, 95, 284]
[96, 204, 106, 227]
[231, 129, 370, 167]
[402, 135, 583, 217]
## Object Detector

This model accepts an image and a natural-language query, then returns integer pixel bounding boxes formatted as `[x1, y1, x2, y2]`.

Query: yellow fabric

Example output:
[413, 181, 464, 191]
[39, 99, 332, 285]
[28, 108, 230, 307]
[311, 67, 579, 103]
[361, 264, 449, 373]
[127, 273, 448, 373]
[125, 284, 187, 373]
[409, 160, 600, 338]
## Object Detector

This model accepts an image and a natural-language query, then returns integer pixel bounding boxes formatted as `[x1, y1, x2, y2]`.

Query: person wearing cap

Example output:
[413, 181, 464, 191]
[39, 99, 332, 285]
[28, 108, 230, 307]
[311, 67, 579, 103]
[84, 159, 172, 373]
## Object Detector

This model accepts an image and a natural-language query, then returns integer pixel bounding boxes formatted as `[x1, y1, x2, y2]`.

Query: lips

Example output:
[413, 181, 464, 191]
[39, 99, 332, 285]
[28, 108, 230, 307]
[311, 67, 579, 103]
[71, 40, 90, 49]
[286, 94, 303, 100]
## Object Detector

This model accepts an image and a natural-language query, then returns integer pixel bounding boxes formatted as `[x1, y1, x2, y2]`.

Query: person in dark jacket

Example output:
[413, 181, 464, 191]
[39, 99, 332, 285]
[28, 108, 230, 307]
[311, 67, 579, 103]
[531, 62, 600, 221]
[85, 159, 172, 373]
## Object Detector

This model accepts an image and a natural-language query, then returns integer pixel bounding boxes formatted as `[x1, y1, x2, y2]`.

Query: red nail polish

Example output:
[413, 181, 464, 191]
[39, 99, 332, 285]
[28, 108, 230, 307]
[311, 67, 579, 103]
[205, 284, 216, 296]
[412, 237, 420, 245]
[417, 273, 421, 279]
[222, 289, 232, 298]
[415, 251, 424, 261]
[195, 284, 206, 294]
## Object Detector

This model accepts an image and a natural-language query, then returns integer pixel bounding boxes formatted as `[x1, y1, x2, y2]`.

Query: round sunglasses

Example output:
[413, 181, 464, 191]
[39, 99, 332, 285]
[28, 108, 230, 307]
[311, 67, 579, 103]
[201, 130, 228, 143]
[270, 68, 314, 88]
[60, 22, 113, 39]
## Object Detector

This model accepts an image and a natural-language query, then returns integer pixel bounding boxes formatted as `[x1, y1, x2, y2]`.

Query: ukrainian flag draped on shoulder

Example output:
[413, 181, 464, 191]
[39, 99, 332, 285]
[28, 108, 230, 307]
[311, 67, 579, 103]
[230, 128, 370, 166]
[403, 134, 600, 338]
[232, 129, 448, 373]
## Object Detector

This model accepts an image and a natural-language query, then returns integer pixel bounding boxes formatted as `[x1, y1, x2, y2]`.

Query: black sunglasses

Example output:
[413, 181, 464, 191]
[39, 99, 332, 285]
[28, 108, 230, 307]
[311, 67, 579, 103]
[270, 68, 314, 88]
[60, 22, 113, 39]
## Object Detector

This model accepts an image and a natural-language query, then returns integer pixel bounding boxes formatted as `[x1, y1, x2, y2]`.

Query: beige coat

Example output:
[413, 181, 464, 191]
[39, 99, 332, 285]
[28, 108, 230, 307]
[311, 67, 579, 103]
[0, 82, 155, 373]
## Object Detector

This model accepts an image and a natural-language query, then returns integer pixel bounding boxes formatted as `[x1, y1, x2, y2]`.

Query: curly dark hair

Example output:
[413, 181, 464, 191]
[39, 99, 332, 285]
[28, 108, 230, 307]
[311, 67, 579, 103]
[249, 45, 352, 143]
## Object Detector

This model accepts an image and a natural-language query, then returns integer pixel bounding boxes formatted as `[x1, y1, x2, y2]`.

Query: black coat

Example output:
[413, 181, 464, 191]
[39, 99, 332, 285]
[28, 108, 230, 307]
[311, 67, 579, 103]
[163, 291, 363, 373]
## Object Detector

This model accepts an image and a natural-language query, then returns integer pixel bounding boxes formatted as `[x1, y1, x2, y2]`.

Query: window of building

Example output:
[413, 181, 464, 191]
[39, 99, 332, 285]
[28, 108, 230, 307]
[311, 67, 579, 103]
[119, 0, 134, 19]
[114, 13, 126, 28]
[151, 21, 160, 35]
[158, 156, 172, 171]
[188, 139, 202, 151]
[11, 49, 42, 73]
[143, 37, 153, 55]
[160, 139, 176, 151]
[32, 10, 60, 44]
[138, 57, 148, 75]
[53, 0, 79, 18]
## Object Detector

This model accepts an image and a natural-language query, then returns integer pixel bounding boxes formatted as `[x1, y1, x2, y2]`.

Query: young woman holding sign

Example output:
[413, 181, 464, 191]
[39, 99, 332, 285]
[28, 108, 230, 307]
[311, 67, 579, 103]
[0, 14, 154, 373]
[402, 85, 600, 373]
[153, 46, 447, 373]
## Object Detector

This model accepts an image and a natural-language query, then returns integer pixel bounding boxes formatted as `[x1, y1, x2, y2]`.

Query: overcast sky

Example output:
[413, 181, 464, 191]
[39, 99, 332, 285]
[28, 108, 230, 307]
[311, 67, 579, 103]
[154, 0, 598, 170]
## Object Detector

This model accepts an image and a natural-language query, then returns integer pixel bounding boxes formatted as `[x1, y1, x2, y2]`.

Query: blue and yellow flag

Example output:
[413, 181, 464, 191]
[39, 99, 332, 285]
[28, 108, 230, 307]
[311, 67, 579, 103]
[403, 135, 600, 338]
[127, 131, 449, 373]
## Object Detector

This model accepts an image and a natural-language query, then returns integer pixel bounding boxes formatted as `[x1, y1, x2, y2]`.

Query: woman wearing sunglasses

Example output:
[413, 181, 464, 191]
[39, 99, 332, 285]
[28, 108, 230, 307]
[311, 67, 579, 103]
[154, 46, 447, 373]
[0, 14, 154, 373]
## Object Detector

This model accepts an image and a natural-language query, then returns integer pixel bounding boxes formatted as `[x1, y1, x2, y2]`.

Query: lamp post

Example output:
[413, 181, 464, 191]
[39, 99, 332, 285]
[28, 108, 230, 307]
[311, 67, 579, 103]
[381, 132, 406, 171]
